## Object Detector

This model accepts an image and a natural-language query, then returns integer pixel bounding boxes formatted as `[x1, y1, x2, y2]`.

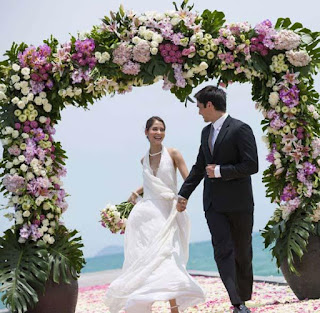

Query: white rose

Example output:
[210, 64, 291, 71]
[94, 51, 102, 59]
[43, 103, 52, 112]
[0, 91, 6, 101]
[132, 36, 141, 45]
[20, 164, 28, 172]
[39, 91, 47, 99]
[199, 62, 209, 70]
[150, 47, 158, 55]
[308, 105, 315, 113]
[42, 234, 50, 242]
[66, 88, 74, 97]
[30, 158, 39, 167]
[101, 52, 110, 61]
[10, 168, 17, 175]
[40, 170, 47, 177]
[0, 84, 7, 93]
[45, 158, 53, 166]
[144, 31, 153, 41]
[21, 87, 30, 96]
[12, 64, 20, 72]
[47, 213, 54, 219]
[21, 133, 29, 139]
[171, 17, 180, 26]
[268, 92, 279, 107]
[313, 112, 320, 119]
[5, 162, 13, 169]
[200, 70, 207, 76]
[13, 158, 20, 165]
[1, 138, 11, 145]
[48, 236, 55, 244]
[11, 97, 19, 104]
[50, 221, 56, 227]
[12, 130, 19, 138]
[42, 98, 49, 105]
[18, 154, 26, 162]
[11, 75, 20, 83]
[12, 196, 19, 203]
[150, 41, 159, 48]
[14, 82, 21, 90]
[35, 196, 45, 206]
[5, 126, 13, 134]
[23, 75, 30, 80]
[21, 97, 28, 104]
[34, 96, 42, 106]
[39, 116, 47, 123]
[21, 67, 30, 76]
[26, 172, 35, 181]
[17, 100, 25, 109]
[43, 202, 51, 211]
[23, 210, 31, 217]
[27, 93, 34, 101]
[152, 34, 163, 44]
[20, 81, 28, 88]
[48, 227, 55, 234]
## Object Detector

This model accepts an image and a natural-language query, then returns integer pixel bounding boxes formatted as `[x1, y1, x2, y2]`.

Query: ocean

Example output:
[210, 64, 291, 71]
[0, 232, 281, 310]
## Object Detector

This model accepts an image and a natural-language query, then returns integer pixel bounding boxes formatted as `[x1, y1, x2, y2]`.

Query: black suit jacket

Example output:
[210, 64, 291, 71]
[179, 115, 258, 213]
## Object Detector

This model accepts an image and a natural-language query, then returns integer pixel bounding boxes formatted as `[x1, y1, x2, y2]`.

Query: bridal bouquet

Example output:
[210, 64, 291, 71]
[100, 201, 133, 234]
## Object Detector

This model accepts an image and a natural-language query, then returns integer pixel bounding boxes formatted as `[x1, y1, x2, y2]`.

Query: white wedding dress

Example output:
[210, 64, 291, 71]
[105, 147, 206, 312]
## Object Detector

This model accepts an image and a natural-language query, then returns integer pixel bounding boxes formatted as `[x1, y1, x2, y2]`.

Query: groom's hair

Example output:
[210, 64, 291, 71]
[194, 86, 226, 112]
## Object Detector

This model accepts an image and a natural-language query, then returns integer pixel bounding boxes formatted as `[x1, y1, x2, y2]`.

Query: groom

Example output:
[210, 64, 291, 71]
[177, 86, 258, 313]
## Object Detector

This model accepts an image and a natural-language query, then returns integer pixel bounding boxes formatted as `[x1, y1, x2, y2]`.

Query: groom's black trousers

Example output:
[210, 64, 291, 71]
[205, 207, 254, 305]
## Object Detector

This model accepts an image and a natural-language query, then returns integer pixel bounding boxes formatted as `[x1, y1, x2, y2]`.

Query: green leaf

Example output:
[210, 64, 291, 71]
[0, 230, 50, 313]
[47, 225, 85, 284]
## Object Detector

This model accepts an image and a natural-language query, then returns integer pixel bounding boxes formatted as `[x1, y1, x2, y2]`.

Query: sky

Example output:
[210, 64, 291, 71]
[0, 0, 319, 258]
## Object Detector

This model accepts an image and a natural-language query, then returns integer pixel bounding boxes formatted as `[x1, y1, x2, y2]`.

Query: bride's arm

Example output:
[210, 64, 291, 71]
[168, 148, 189, 180]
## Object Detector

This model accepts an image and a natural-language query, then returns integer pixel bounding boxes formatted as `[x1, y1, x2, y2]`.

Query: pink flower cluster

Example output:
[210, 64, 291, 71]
[27, 177, 51, 197]
[132, 41, 151, 63]
[280, 184, 297, 202]
[122, 61, 141, 75]
[279, 85, 300, 107]
[274, 29, 301, 51]
[159, 43, 183, 64]
[182, 45, 196, 56]
[8, 145, 21, 156]
[20, 223, 42, 241]
[71, 39, 97, 68]
[113, 43, 132, 65]
[172, 63, 186, 88]
[251, 20, 276, 55]
[3, 174, 25, 194]
[71, 39, 97, 84]
[18, 44, 53, 94]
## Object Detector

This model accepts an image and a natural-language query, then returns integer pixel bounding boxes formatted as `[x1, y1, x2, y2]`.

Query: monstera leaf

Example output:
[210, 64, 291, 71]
[0, 230, 49, 313]
[47, 225, 85, 284]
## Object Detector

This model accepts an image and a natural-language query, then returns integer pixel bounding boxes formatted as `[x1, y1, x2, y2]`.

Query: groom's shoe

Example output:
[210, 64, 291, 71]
[233, 304, 251, 313]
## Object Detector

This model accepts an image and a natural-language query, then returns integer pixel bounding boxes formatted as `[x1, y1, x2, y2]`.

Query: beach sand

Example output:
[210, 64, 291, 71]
[1, 270, 320, 313]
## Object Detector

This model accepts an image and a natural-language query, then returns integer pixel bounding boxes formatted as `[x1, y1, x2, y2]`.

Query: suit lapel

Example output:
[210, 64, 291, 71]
[212, 115, 232, 160]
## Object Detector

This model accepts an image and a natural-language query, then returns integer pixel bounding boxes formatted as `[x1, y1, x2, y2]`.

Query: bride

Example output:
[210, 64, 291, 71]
[105, 116, 206, 313]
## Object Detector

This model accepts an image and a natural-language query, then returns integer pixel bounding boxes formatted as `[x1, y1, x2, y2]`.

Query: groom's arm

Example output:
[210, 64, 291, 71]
[178, 144, 206, 199]
[220, 124, 258, 180]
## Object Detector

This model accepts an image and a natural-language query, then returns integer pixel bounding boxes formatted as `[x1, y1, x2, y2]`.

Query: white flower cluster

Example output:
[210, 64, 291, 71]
[94, 51, 111, 63]
[307, 104, 320, 120]
[58, 86, 83, 98]
[183, 61, 208, 78]
[135, 26, 163, 55]
[286, 50, 311, 67]
[270, 54, 288, 73]
[268, 91, 280, 107]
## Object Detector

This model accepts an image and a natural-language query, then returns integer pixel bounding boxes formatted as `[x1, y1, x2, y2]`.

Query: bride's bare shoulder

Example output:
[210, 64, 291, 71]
[167, 147, 183, 161]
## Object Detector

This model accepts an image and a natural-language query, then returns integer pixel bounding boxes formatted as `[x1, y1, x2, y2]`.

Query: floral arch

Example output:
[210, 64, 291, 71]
[0, 1, 320, 311]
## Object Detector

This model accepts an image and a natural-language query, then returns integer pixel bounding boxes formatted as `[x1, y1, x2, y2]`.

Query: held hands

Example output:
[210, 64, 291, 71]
[206, 164, 216, 178]
[176, 197, 188, 212]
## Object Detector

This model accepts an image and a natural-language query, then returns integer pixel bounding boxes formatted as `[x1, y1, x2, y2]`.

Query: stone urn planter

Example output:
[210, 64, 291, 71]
[28, 277, 78, 313]
[280, 235, 320, 300]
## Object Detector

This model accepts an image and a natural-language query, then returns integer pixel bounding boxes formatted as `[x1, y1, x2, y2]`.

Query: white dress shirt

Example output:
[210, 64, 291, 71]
[211, 113, 229, 178]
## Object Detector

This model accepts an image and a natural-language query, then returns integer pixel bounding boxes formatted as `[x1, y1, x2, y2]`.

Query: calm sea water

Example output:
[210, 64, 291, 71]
[0, 232, 280, 310]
